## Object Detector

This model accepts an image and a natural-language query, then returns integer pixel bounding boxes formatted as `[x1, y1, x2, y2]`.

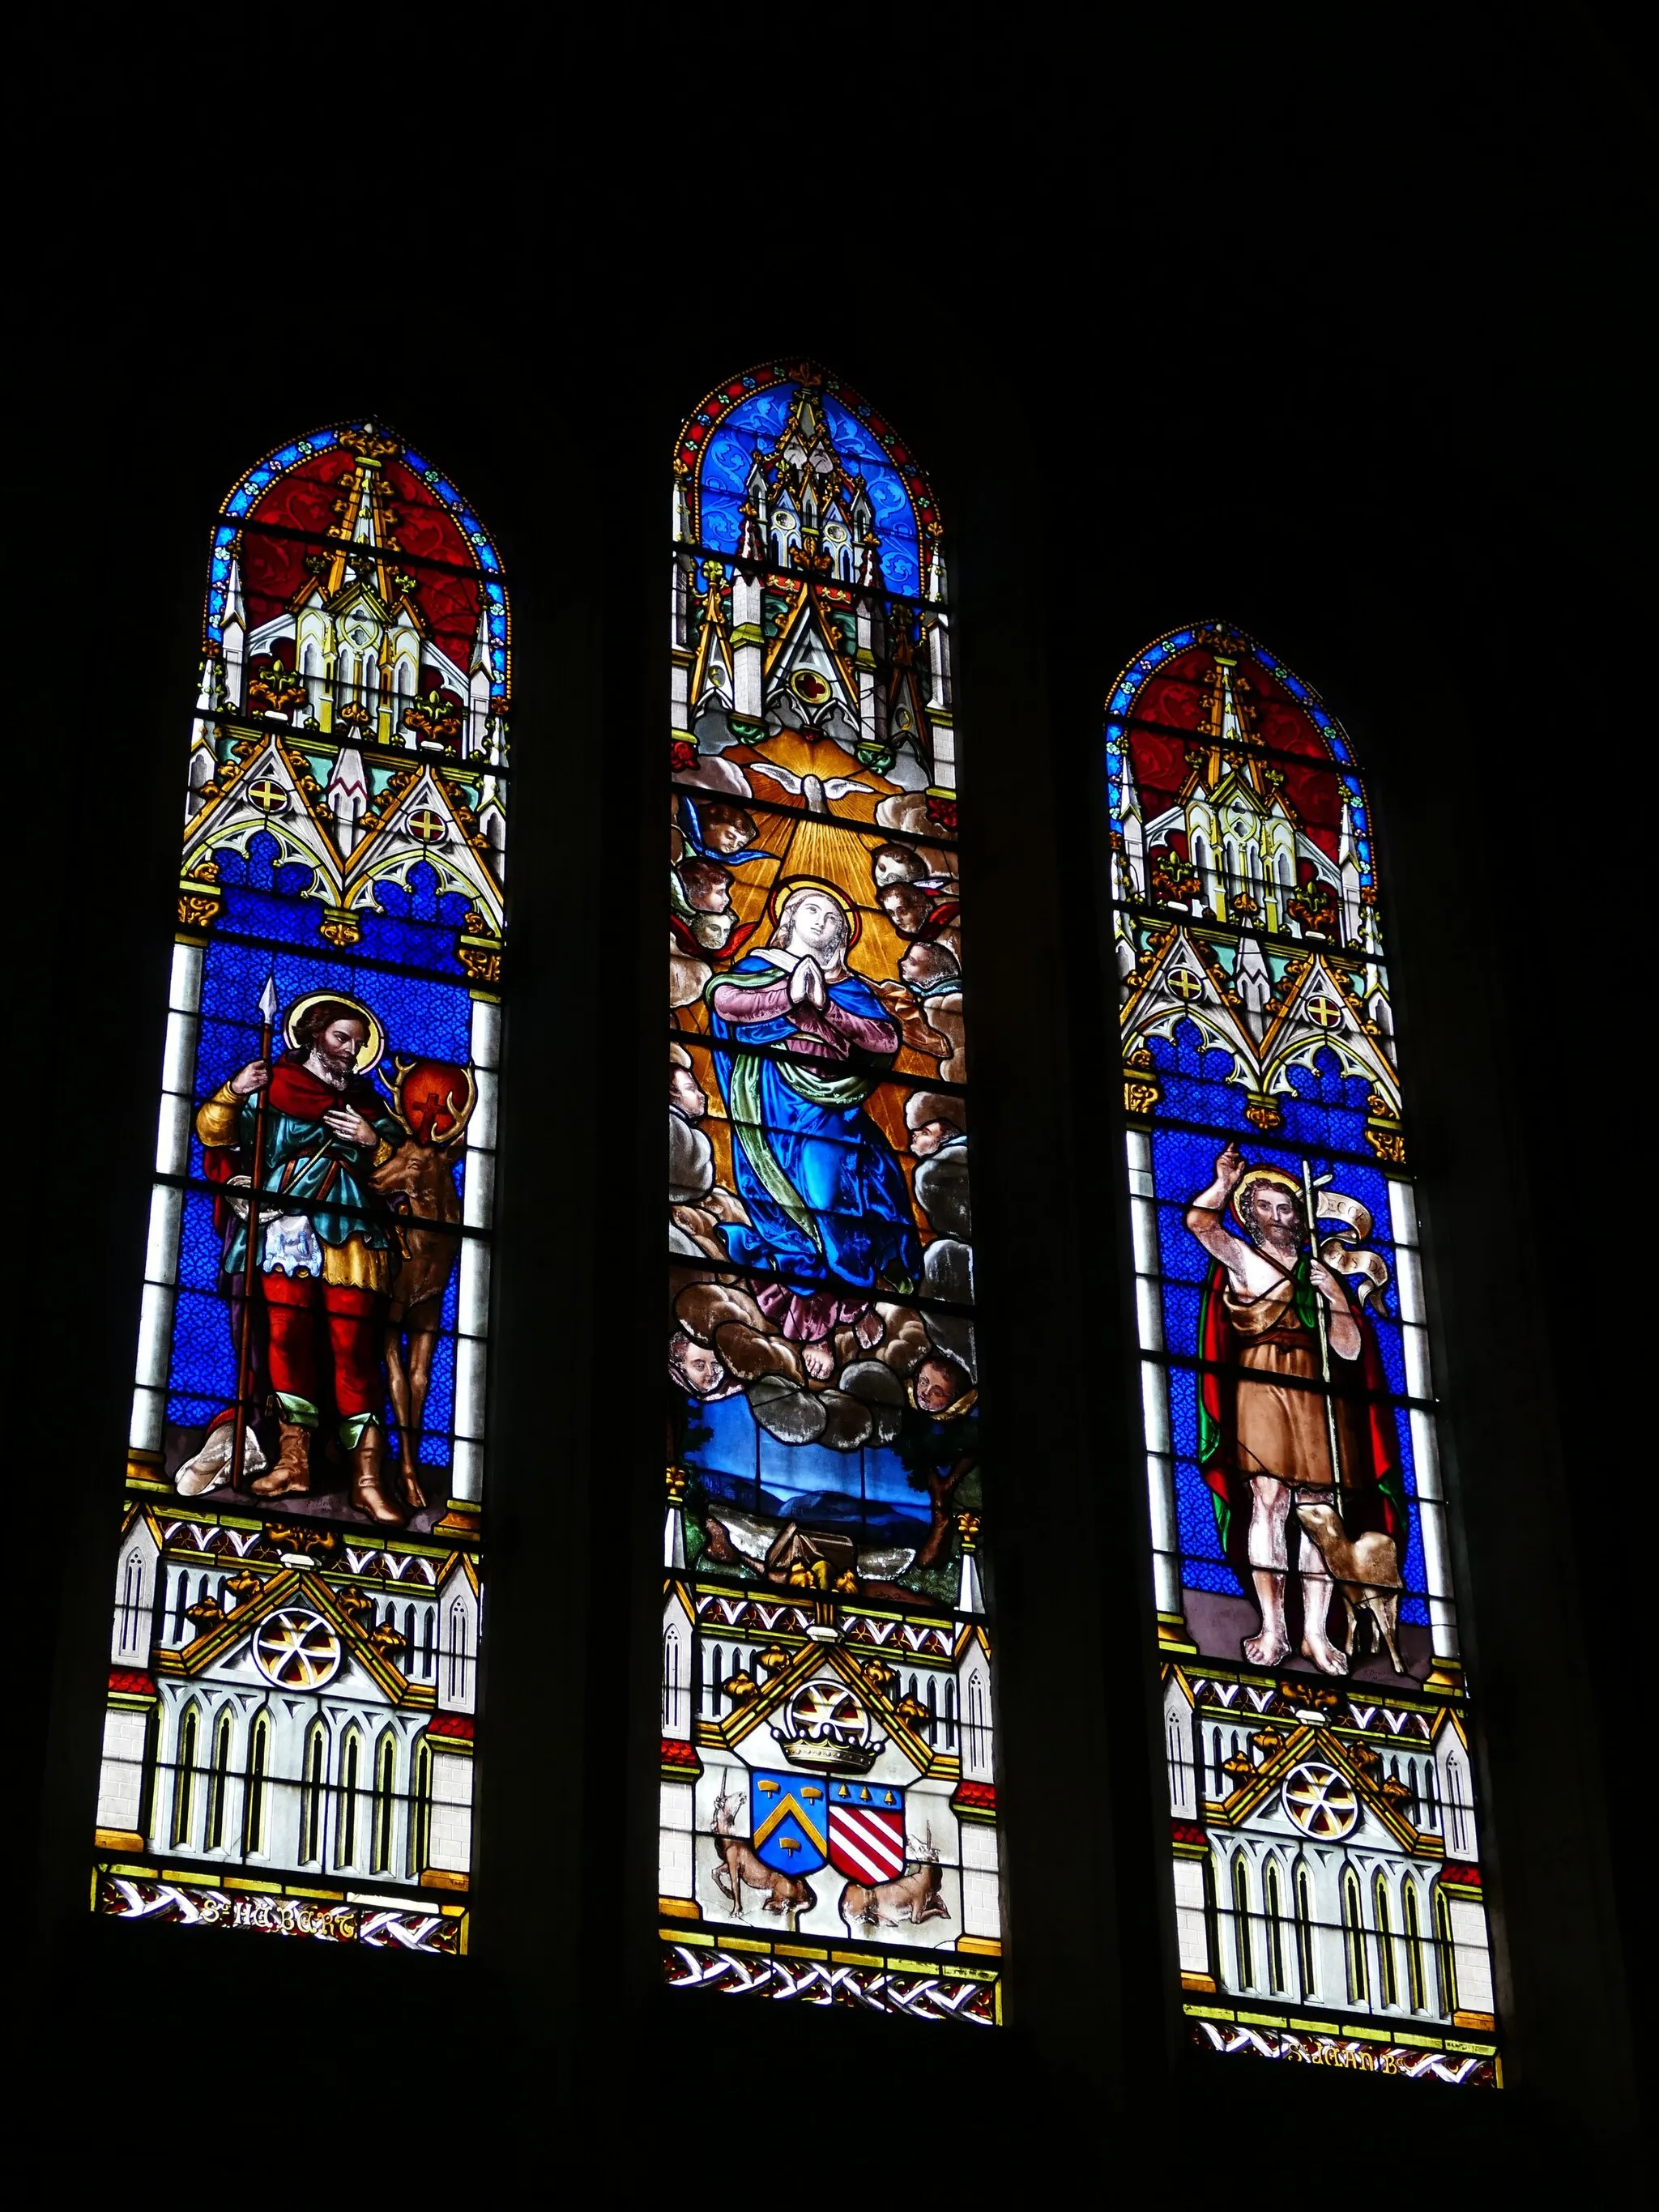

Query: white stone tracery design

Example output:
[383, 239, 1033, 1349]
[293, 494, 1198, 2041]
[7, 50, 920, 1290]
[251, 1609, 343, 1692]
[1281, 1761, 1359, 1841]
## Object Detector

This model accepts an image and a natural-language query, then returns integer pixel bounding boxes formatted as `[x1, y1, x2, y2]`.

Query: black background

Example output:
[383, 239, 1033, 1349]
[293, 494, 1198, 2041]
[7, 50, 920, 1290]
[17, 9, 1648, 2196]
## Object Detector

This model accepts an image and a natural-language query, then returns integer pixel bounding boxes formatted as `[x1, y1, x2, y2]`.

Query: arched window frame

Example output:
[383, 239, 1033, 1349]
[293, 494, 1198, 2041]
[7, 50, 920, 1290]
[92, 419, 509, 1963]
[659, 360, 1001, 2024]
[1107, 621, 1500, 2082]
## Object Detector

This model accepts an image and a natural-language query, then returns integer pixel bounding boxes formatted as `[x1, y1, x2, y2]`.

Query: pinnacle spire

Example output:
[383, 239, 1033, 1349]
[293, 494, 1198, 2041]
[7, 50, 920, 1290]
[323, 440, 402, 606]
[469, 592, 493, 680]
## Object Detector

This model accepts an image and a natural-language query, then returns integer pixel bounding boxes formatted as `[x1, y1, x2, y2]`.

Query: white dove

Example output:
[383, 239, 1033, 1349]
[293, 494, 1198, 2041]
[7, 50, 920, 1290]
[747, 760, 873, 816]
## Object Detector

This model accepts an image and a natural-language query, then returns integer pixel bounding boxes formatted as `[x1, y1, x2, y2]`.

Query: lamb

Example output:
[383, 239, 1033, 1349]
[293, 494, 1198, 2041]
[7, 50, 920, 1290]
[1294, 1498, 1406, 1674]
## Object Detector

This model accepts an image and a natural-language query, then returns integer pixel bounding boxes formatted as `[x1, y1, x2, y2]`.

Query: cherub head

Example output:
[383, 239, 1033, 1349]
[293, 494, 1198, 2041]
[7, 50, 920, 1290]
[900, 940, 959, 993]
[871, 841, 926, 890]
[699, 804, 759, 857]
[668, 1042, 706, 1123]
[914, 1352, 975, 1416]
[878, 884, 934, 939]
[906, 1090, 965, 1159]
[679, 857, 734, 915]
[668, 1328, 727, 1398]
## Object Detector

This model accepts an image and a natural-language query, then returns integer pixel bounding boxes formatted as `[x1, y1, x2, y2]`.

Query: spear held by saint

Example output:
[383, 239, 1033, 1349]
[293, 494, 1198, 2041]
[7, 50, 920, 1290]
[1301, 1155, 1346, 1517]
[228, 971, 279, 1486]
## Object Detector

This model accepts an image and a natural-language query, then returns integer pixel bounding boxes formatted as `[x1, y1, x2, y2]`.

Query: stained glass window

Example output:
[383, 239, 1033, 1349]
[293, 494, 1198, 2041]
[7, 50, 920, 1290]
[94, 423, 508, 1955]
[1109, 624, 1499, 2084]
[660, 363, 1001, 2022]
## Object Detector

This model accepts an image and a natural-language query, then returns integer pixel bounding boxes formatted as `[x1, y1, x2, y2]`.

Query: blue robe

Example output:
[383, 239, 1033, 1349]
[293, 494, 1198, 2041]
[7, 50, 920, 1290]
[708, 957, 921, 1300]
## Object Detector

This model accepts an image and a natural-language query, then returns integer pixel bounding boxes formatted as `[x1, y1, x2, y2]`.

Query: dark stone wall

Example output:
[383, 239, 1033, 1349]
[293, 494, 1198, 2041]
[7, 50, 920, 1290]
[19, 11, 1644, 2192]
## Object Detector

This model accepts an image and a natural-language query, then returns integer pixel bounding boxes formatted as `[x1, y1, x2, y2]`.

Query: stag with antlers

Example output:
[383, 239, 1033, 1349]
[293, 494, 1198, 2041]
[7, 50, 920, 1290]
[709, 1781, 816, 1920]
[370, 1055, 475, 1507]
[838, 1825, 951, 1931]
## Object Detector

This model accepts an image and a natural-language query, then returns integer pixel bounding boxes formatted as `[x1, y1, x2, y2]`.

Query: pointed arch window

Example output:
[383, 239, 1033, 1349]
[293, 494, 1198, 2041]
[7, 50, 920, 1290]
[93, 422, 507, 1961]
[300, 1719, 328, 1866]
[170, 1703, 201, 1850]
[1343, 1865, 1370, 2005]
[1294, 1860, 1318, 1999]
[1374, 1869, 1400, 2008]
[339, 1729, 363, 1870]
[1110, 624, 1499, 2082]
[243, 1710, 271, 1859]
[410, 1736, 433, 1881]
[446, 1599, 470, 1704]
[205, 1707, 234, 1852]
[662, 1624, 685, 1736]
[1264, 1857, 1287, 1993]
[1434, 1883, 1460, 2014]
[660, 362, 1001, 2022]
[372, 1730, 398, 1874]
[117, 1547, 146, 1659]
[1403, 1877, 1428, 2011]
[1230, 1853, 1255, 1989]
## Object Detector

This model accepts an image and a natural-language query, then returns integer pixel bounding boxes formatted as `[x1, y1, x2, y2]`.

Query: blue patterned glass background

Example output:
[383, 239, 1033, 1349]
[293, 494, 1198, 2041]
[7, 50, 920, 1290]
[692, 383, 923, 598]
[169, 870, 477, 1472]
[1141, 1025, 1429, 1625]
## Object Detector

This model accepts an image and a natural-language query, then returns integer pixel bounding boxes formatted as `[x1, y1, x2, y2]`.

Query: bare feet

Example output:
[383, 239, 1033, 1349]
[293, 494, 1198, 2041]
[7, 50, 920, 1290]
[801, 1338, 836, 1383]
[1244, 1630, 1290, 1666]
[1302, 1637, 1350, 1676]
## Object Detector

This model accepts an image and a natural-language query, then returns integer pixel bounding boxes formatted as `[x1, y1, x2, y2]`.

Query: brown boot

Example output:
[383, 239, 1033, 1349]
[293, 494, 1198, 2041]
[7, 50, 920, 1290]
[251, 1421, 312, 1499]
[349, 1425, 404, 1527]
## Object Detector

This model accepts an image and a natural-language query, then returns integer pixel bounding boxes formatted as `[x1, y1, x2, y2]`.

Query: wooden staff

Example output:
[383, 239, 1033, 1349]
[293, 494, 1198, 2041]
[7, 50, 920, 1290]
[1302, 1156, 1345, 1513]
[229, 972, 279, 1488]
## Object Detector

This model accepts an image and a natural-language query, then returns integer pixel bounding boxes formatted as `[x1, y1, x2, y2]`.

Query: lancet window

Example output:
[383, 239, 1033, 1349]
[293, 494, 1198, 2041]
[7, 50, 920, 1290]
[93, 421, 507, 1956]
[661, 363, 1002, 2021]
[1111, 624, 1499, 2084]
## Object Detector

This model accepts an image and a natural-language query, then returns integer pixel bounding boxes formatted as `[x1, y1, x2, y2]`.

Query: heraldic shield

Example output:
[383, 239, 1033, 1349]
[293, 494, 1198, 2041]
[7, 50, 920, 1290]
[827, 1781, 906, 1883]
[751, 1772, 830, 1874]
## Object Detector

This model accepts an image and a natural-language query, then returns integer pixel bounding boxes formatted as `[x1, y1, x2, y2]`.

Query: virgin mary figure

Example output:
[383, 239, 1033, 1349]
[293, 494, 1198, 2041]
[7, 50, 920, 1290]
[707, 881, 922, 1364]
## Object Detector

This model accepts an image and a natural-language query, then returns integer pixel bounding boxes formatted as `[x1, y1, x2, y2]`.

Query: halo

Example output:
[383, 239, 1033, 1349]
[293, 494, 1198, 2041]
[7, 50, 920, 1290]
[283, 990, 385, 1073]
[766, 875, 863, 950]
[1230, 1165, 1302, 1232]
